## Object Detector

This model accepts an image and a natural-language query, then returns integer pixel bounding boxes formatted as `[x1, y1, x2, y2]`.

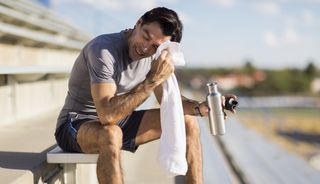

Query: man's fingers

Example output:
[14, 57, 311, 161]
[159, 49, 168, 61]
[200, 102, 209, 117]
[221, 96, 226, 107]
[224, 111, 228, 120]
[226, 94, 237, 100]
[148, 49, 174, 84]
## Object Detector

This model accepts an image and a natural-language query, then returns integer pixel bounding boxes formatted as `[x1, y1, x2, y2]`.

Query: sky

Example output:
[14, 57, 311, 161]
[42, 0, 320, 69]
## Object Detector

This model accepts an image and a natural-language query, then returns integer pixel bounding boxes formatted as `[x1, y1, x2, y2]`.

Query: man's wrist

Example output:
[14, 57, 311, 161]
[143, 78, 159, 93]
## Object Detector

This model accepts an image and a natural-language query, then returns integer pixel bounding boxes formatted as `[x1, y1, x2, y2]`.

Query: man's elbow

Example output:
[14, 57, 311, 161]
[97, 111, 119, 126]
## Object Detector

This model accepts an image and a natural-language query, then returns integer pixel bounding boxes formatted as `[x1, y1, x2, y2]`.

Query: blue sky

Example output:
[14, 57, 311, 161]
[46, 0, 320, 69]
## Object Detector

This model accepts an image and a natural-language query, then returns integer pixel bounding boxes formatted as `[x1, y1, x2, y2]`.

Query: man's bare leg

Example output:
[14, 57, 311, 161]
[77, 121, 123, 184]
[185, 115, 203, 184]
[75, 109, 202, 184]
[135, 110, 203, 184]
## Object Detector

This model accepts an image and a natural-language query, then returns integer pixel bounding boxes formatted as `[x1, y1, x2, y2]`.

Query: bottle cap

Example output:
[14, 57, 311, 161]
[225, 97, 238, 111]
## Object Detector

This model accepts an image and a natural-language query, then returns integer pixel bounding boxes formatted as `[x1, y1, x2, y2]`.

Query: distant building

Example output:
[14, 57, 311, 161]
[311, 78, 320, 94]
[214, 74, 242, 91]
[190, 75, 205, 90]
[188, 70, 267, 91]
[252, 70, 267, 82]
[212, 71, 266, 91]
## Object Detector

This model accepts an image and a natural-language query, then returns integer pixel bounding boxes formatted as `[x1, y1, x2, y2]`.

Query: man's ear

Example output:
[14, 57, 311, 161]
[136, 18, 143, 26]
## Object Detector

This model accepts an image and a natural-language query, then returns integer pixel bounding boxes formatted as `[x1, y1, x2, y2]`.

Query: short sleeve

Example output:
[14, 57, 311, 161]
[86, 43, 116, 84]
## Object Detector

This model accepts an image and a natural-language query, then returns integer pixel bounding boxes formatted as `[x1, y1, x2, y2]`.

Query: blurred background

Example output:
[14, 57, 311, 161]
[0, 0, 319, 183]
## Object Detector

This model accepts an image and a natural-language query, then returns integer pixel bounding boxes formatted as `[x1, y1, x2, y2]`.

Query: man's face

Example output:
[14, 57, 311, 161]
[128, 19, 171, 61]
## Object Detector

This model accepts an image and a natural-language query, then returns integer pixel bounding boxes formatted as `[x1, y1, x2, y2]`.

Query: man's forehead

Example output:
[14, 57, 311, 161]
[142, 23, 171, 45]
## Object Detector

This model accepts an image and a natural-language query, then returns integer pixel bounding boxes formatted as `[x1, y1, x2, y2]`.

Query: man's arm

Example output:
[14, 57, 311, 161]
[154, 83, 237, 118]
[92, 50, 173, 125]
[153, 83, 163, 104]
[181, 96, 203, 116]
[92, 79, 157, 125]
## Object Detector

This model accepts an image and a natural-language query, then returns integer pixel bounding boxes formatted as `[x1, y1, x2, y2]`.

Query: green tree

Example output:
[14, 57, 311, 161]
[243, 59, 256, 74]
[304, 61, 317, 79]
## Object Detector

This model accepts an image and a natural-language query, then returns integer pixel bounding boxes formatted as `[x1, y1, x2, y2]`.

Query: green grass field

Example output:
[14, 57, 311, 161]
[237, 107, 320, 159]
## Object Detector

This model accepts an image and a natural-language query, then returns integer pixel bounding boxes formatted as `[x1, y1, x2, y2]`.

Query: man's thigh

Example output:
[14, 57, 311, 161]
[77, 120, 103, 154]
[135, 108, 162, 146]
[77, 110, 150, 153]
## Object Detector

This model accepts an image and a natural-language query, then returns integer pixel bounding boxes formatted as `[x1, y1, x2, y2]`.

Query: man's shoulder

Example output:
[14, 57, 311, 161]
[95, 32, 122, 42]
[85, 32, 124, 54]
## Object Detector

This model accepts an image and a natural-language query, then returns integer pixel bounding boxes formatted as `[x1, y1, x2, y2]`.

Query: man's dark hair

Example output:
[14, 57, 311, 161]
[141, 7, 183, 43]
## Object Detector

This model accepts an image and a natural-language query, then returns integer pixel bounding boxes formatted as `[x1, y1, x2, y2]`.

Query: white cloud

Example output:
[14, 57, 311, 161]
[267, 0, 320, 4]
[284, 15, 298, 28]
[263, 28, 301, 47]
[50, 0, 159, 12]
[93, 0, 123, 11]
[263, 31, 279, 47]
[207, 0, 236, 7]
[160, 0, 179, 3]
[283, 28, 300, 44]
[302, 10, 314, 25]
[50, 0, 68, 6]
[176, 11, 193, 25]
[126, 0, 158, 12]
[252, 2, 280, 16]
[50, 0, 122, 10]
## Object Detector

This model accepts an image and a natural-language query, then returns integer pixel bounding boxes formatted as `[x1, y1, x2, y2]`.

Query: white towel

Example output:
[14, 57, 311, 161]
[154, 40, 188, 175]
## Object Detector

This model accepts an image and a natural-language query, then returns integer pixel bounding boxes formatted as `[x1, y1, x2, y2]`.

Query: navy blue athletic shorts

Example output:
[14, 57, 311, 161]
[55, 110, 145, 153]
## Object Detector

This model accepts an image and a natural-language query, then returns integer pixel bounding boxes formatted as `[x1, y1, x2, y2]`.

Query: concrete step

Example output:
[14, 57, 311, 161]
[221, 118, 320, 184]
[0, 110, 60, 184]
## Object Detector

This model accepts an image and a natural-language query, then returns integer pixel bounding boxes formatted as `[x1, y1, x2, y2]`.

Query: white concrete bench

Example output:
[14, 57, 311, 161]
[47, 118, 235, 184]
[47, 146, 98, 184]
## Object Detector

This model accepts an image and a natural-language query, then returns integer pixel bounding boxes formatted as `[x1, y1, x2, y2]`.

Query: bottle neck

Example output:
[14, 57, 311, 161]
[207, 83, 218, 93]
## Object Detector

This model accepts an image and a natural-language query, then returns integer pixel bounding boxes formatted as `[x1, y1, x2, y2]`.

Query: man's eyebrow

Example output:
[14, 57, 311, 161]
[144, 29, 152, 39]
[144, 28, 160, 47]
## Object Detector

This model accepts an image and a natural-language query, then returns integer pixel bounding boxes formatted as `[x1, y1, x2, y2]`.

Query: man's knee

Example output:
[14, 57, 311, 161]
[98, 125, 123, 150]
[185, 115, 200, 137]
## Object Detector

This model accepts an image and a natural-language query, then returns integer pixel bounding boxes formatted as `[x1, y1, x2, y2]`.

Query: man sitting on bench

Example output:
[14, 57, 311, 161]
[54, 7, 235, 184]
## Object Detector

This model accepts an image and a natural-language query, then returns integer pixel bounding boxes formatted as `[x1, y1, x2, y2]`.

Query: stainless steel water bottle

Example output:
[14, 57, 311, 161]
[206, 82, 225, 135]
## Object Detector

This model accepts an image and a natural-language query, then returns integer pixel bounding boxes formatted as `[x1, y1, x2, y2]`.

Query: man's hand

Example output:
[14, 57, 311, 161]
[197, 94, 237, 119]
[221, 94, 237, 113]
[221, 94, 237, 119]
[197, 101, 209, 117]
[146, 50, 174, 86]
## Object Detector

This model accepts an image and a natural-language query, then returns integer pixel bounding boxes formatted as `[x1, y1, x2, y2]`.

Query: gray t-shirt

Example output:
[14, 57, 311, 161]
[56, 31, 152, 129]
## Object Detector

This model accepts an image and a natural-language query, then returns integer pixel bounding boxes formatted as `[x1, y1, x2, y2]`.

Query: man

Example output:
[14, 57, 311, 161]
[55, 7, 235, 184]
